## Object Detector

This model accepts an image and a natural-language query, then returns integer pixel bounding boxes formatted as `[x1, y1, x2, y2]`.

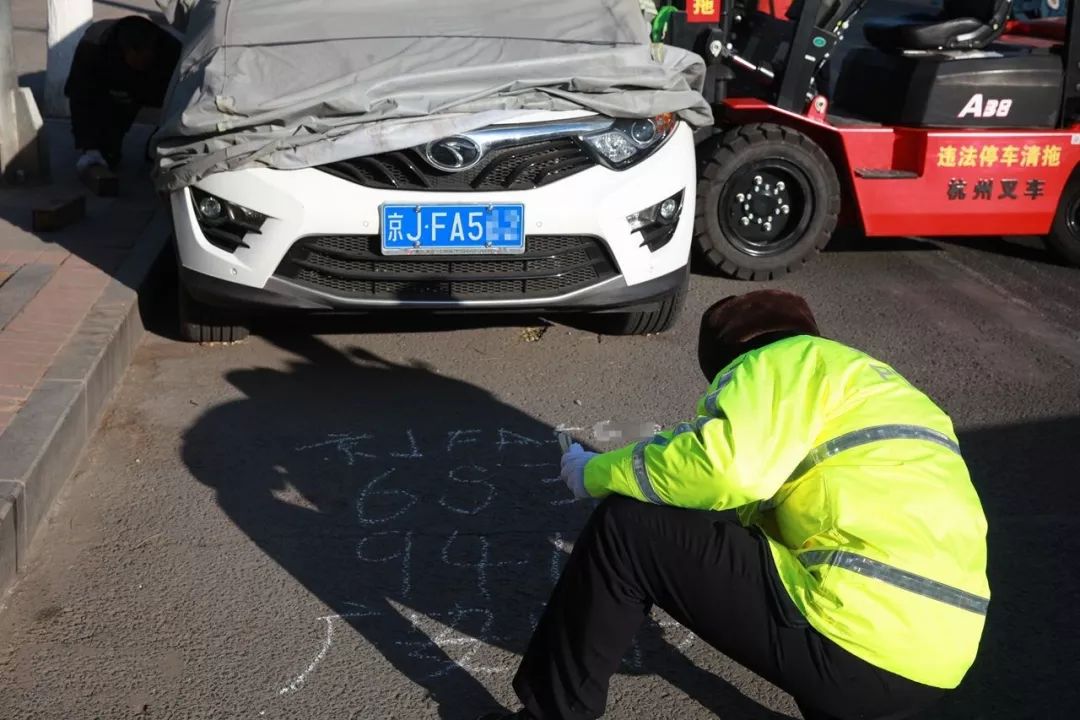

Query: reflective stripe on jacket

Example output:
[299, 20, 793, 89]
[583, 335, 989, 688]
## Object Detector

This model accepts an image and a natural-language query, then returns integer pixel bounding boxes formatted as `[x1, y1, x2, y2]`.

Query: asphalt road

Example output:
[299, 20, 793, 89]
[0, 230, 1077, 720]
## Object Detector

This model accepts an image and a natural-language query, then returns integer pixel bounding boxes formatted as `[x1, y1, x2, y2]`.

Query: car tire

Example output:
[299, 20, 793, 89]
[695, 123, 841, 280]
[1044, 176, 1080, 267]
[178, 281, 250, 343]
[596, 269, 688, 336]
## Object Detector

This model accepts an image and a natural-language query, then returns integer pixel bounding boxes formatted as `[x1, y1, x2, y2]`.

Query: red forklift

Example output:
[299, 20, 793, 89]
[652, 0, 1080, 278]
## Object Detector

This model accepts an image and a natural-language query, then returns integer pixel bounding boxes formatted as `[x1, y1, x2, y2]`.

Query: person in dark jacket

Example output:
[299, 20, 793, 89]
[65, 15, 181, 174]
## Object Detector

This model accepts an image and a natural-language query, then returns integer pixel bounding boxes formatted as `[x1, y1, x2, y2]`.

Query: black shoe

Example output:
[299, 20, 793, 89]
[477, 711, 534, 720]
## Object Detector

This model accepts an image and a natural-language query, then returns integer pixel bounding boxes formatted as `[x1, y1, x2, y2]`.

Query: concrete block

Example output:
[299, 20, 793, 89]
[78, 164, 119, 197]
[44, 0, 93, 119]
[1, 88, 50, 185]
[45, 211, 169, 426]
[0, 380, 87, 552]
[0, 482, 20, 592]
[45, 302, 131, 430]
[31, 192, 85, 231]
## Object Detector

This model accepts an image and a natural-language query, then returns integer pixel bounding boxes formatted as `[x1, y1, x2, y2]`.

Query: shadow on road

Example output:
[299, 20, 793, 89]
[935, 416, 1080, 719]
[0, 120, 163, 285]
[180, 334, 793, 720]
[822, 229, 1071, 269]
[176, 321, 1080, 718]
[933, 236, 1069, 267]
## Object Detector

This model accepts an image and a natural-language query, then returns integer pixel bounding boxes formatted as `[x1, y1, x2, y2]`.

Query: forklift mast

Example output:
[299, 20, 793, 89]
[659, 0, 861, 113]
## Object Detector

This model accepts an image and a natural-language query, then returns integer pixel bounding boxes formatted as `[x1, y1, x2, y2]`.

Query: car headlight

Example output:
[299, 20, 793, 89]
[581, 113, 677, 169]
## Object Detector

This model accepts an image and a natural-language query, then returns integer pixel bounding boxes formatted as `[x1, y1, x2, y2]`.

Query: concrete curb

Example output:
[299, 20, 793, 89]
[0, 208, 171, 596]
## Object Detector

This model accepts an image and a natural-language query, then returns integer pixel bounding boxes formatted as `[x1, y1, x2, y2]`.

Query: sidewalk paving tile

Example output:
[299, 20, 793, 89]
[0, 264, 56, 330]
[0, 362, 47, 388]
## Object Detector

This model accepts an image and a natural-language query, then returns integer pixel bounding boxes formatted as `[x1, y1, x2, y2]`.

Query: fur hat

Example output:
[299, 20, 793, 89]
[697, 290, 820, 381]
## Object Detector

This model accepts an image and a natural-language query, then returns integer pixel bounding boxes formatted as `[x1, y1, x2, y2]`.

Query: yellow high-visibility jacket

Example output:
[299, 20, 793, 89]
[584, 335, 989, 689]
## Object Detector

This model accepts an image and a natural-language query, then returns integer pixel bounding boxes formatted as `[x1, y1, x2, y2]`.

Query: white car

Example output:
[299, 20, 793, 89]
[170, 110, 696, 342]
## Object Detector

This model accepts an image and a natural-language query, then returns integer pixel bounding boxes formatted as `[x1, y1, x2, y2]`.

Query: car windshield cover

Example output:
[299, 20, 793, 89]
[151, 0, 712, 190]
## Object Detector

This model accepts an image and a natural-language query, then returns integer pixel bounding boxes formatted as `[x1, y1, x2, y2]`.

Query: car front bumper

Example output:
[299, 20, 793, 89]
[180, 263, 688, 315]
[172, 122, 696, 311]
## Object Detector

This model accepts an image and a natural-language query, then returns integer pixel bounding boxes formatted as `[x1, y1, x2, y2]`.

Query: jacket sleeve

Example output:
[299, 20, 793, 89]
[583, 348, 828, 511]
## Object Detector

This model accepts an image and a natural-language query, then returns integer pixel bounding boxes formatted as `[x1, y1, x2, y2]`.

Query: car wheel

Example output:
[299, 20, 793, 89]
[596, 269, 688, 336]
[178, 280, 250, 343]
[1044, 176, 1080, 267]
[695, 123, 840, 280]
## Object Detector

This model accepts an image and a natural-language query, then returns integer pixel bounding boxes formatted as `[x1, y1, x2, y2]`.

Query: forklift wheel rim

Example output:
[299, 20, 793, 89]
[719, 160, 814, 258]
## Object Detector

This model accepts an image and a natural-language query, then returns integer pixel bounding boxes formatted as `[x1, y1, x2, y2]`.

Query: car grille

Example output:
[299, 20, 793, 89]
[317, 139, 598, 192]
[274, 235, 618, 301]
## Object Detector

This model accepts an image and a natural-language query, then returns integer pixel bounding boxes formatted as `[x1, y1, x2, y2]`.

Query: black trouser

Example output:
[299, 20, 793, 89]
[68, 91, 139, 169]
[513, 496, 944, 720]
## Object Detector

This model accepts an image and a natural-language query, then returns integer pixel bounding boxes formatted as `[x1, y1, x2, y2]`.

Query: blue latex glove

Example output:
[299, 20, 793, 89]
[561, 443, 598, 500]
[76, 150, 107, 174]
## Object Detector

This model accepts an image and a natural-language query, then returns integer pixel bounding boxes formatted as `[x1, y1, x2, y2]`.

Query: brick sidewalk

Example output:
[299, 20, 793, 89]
[0, 254, 114, 433]
[1, 0, 171, 597]
[0, 121, 161, 437]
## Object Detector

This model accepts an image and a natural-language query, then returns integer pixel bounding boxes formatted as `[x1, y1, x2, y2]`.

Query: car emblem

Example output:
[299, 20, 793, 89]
[425, 136, 482, 172]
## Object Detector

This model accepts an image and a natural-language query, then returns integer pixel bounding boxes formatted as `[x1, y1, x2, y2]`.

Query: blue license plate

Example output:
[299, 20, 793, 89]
[380, 204, 525, 254]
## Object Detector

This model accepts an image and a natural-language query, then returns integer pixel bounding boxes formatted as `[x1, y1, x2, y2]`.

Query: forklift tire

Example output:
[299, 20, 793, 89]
[695, 123, 841, 280]
[178, 281, 250, 344]
[1045, 178, 1080, 267]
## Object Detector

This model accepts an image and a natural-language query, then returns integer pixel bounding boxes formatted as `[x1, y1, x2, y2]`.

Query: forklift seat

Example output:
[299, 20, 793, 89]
[863, 0, 1013, 52]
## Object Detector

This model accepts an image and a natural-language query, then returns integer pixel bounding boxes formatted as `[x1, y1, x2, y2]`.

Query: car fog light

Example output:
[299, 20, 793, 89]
[190, 188, 269, 253]
[626, 190, 685, 252]
[197, 195, 224, 221]
[659, 198, 678, 221]
[627, 191, 684, 231]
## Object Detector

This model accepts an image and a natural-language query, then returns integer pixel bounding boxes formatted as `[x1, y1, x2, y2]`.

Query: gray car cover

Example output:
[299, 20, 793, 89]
[152, 0, 712, 191]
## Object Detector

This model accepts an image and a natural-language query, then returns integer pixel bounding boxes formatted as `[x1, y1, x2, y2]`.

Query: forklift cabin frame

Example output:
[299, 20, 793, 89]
[676, 0, 1080, 265]
[665, 0, 1080, 128]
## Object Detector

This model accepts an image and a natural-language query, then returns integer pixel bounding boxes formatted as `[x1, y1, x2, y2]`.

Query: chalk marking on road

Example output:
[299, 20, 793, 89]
[441, 531, 528, 600]
[439, 465, 496, 515]
[390, 429, 423, 459]
[356, 531, 413, 597]
[391, 602, 512, 679]
[278, 607, 380, 696]
[658, 615, 697, 652]
[296, 433, 374, 465]
[446, 429, 482, 452]
[497, 428, 544, 451]
[355, 468, 418, 525]
[623, 611, 696, 672]
[269, 481, 319, 512]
